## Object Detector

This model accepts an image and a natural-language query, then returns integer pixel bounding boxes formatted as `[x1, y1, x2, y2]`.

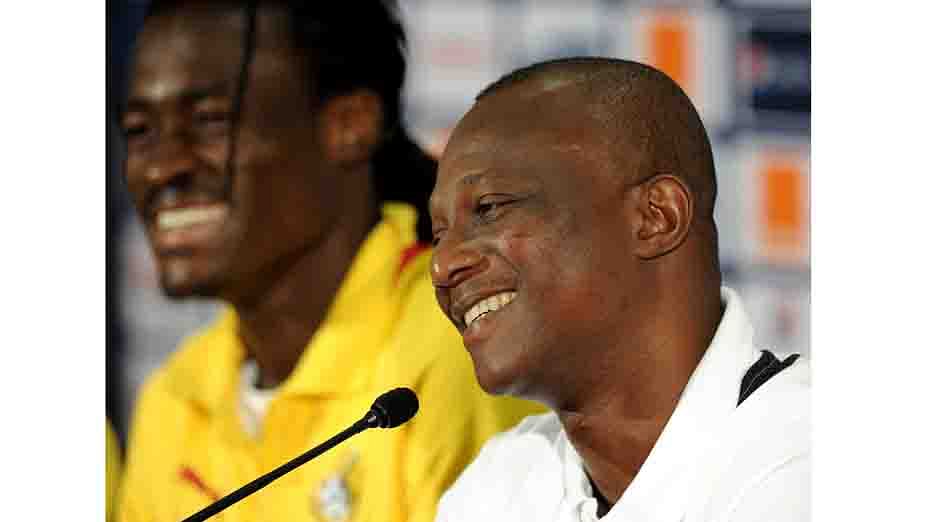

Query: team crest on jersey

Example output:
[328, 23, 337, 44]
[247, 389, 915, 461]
[314, 450, 359, 522]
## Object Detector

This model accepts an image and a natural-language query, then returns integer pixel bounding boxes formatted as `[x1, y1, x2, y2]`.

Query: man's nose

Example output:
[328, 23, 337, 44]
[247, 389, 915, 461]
[143, 131, 200, 187]
[431, 233, 486, 290]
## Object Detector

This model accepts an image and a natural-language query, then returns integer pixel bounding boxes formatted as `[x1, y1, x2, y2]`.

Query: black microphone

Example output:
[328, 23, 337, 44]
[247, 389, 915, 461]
[181, 388, 419, 522]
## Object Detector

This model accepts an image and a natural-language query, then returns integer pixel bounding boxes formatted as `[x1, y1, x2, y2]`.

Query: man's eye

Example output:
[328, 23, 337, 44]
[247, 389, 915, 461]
[196, 111, 230, 125]
[475, 197, 512, 220]
[123, 124, 147, 137]
[122, 123, 151, 143]
[477, 202, 498, 215]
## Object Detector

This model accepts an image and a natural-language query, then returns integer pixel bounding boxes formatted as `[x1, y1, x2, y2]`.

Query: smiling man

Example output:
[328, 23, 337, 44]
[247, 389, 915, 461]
[115, 2, 541, 521]
[430, 57, 810, 522]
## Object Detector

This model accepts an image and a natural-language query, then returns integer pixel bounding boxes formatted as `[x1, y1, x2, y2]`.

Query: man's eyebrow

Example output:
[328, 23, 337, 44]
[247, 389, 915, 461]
[459, 172, 486, 187]
[122, 81, 233, 114]
[428, 171, 487, 219]
[460, 170, 531, 188]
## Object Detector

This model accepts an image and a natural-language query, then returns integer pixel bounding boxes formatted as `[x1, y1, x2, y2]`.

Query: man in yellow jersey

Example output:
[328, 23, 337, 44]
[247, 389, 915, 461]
[115, 1, 541, 521]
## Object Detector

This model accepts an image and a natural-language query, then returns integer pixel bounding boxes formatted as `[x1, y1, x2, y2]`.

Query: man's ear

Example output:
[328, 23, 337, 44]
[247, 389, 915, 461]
[318, 89, 384, 166]
[632, 175, 694, 260]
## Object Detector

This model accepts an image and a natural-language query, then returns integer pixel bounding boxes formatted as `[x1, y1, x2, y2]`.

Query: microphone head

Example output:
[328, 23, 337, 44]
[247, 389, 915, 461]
[365, 388, 419, 429]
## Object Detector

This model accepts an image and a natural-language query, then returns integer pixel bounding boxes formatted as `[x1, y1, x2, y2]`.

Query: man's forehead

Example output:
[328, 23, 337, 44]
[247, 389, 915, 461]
[436, 111, 592, 193]
[138, 4, 245, 51]
[442, 129, 503, 160]
[131, 13, 238, 86]
[129, 7, 295, 104]
[434, 134, 494, 198]
[442, 125, 586, 168]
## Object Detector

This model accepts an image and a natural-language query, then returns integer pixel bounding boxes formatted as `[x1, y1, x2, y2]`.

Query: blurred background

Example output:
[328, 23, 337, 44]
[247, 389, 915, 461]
[106, 0, 810, 443]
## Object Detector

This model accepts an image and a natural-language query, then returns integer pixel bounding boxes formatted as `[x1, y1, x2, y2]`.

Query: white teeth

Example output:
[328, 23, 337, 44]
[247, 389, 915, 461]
[463, 292, 517, 328]
[157, 206, 228, 231]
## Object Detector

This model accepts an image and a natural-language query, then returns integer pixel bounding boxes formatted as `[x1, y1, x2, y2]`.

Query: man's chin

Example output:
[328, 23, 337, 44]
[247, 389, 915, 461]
[159, 278, 223, 300]
[155, 257, 226, 299]
[472, 358, 525, 398]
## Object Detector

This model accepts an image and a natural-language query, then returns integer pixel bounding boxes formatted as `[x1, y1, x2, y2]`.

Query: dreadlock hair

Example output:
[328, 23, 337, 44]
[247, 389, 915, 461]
[140, 0, 438, 242]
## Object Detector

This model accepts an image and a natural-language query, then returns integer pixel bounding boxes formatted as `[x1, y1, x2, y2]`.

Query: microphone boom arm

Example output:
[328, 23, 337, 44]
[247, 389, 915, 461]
[179, 387, 418, 521]
[181, 418, 370, 522]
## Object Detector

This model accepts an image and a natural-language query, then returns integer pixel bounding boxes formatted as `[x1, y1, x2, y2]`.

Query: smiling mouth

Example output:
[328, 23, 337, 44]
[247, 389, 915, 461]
[463, 291, 517, 329]
[150, 203, 230, 253]
[156, 205, 228, 231]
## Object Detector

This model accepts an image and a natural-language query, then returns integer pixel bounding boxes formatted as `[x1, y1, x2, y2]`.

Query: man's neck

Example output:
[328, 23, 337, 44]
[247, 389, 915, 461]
[557, 371, 687, 506]
[557, 282, 723, 507]
[230, 202, 381, 389]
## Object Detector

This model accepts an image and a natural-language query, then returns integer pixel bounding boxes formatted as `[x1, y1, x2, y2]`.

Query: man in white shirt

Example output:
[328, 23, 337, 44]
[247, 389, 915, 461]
[428, 57, 809, 522]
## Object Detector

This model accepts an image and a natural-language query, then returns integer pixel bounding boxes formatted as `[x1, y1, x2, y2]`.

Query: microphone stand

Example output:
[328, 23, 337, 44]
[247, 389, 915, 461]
[177, 387, 417, 522]
[181, 417, 372, 522]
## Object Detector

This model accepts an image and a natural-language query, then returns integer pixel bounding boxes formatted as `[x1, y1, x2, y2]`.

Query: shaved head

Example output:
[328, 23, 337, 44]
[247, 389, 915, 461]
[478, 57, 717, 222]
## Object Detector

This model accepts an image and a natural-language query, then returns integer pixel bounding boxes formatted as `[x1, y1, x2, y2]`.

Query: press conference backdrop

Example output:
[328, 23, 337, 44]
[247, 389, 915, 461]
[107, 0, 810, 439]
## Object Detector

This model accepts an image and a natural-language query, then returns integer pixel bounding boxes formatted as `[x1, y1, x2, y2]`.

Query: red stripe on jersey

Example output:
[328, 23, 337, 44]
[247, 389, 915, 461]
[397, 243, 430, 279]
[179, 466, 221, 501]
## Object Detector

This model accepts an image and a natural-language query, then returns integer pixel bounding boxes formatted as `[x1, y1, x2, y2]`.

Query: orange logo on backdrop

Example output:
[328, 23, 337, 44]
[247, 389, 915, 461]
[647, 9, 692, 97]
[758, 154, 807, 265]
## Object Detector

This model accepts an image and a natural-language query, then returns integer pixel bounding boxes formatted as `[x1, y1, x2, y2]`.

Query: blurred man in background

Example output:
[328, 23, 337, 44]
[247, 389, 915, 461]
[115, 1, 540, 520]
[430, 57, 809, 521]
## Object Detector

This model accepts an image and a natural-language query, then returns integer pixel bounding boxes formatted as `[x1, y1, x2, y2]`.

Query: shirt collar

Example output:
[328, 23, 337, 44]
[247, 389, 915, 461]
[164, 203, 422, 412]
[563, 287, 759, 521]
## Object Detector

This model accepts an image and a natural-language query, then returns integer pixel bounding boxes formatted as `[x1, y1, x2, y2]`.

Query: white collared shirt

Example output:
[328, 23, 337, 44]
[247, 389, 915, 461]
[436, 287, 810, 522]
[237, 358, 277, 439]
